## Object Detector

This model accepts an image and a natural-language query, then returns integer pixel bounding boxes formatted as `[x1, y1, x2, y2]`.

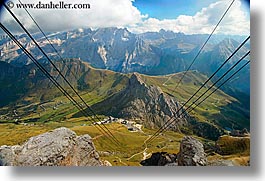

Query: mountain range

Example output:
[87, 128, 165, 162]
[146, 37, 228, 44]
[0, 28, 250, 95]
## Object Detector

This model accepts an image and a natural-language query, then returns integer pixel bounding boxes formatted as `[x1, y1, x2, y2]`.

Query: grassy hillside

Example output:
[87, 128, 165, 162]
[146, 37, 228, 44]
[0, 59, 249, 131]
[135, 71, 249, 130]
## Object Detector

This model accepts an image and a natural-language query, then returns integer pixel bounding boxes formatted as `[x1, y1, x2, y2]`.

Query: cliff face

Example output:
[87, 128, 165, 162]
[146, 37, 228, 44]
[0, 127, 102, 166]
[91, 73, 188, 130]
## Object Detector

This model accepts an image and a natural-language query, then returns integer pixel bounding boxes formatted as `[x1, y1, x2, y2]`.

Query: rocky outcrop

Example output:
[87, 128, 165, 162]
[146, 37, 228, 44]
[215, 135, 250, 155]
[230, 128, 249, 137]
[192, 121, 224, 141]
[0, 127, 102, 166]
[90, 73, 187, 130]
[140, 152, 177, 166]
[177, 136, 207, 166]
[141, 136, 207, 166]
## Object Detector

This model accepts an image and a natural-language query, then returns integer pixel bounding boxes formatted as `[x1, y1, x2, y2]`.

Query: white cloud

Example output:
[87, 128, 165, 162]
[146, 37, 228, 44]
[128, 0, 250, 35]
[1, 0, 145, 33]
[0, 0, 249, 35]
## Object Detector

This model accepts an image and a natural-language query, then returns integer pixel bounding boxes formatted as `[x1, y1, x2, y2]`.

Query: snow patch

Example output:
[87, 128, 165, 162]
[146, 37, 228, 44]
[97, 46, 108, 65]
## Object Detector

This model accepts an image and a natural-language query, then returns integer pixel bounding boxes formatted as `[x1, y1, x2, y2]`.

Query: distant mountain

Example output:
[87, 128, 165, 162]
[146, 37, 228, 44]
[0, 28, 248, 71]
[0, 28, 249, 95]
[0, 26, 250, 133]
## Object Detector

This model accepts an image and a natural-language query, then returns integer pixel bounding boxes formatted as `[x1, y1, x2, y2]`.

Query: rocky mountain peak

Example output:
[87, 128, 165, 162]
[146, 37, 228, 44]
[90, 73, 187, 130]
[127, 72, 164, 98]
[129, 73, 146, 87]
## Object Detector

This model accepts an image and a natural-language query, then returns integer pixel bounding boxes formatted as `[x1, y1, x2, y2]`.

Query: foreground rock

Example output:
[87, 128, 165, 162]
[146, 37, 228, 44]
[141, 136, 207, 166]
[0, 127, 102, 166]
[140, 152, 177, 166]
[177, 136, 207, 166]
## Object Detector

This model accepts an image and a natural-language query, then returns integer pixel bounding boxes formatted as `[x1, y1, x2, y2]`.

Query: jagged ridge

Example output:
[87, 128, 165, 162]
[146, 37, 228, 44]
[90, 73, 188, 129]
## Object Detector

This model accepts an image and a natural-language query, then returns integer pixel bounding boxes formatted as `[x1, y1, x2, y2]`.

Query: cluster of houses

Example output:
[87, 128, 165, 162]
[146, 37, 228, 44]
[93, 116, 142, 132]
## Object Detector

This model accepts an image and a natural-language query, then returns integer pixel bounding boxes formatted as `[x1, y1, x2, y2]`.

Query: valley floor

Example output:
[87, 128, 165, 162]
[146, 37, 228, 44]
[0, 120, 250, 166]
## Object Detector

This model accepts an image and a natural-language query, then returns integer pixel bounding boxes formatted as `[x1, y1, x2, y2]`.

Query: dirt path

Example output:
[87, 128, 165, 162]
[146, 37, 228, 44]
[127, 135, 152, 161]
[162, 75, 172, 86]
[115, 156, 128, 166]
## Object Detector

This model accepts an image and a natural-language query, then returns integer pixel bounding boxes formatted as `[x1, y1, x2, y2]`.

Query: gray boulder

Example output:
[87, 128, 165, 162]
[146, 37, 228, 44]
[0, 127, 102, 166]
[140, 136, 207, 166]
[177, 136, 207, 166]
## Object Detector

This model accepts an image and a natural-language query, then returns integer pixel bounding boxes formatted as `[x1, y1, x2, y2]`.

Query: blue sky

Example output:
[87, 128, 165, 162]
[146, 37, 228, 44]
[133, 0, 250, 19]
[133, 0, 218, 19]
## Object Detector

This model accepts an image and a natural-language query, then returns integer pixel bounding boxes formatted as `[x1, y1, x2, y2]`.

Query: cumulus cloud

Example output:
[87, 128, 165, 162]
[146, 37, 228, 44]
[0, 0, 145, 33]
[128, 0, 250, 35]
[0, 0, 249, 35]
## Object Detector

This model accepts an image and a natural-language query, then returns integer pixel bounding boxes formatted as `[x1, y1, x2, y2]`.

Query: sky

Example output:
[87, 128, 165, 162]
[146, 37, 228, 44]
[0, 0, 250, 35]
[133, 0, 219, 19]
